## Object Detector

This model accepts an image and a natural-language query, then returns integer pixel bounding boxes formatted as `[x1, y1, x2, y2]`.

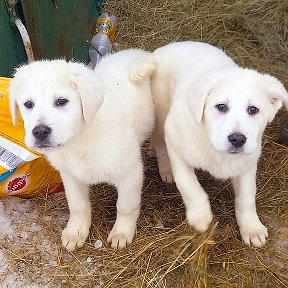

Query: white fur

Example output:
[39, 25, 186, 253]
[151, 41, 288, 247]
[9, 49, 156, 250]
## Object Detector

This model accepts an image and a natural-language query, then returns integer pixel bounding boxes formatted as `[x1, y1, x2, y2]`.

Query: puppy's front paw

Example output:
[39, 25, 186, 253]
[107, 223, 136, 249]
[186, 198, 213, 232]
[61, 224, 90, 251]
[239, 219, 268, 247]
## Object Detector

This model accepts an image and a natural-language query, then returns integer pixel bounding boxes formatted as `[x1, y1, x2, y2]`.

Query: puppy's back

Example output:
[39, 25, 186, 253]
[153, 41, 236, 87]
[95, 49, 156, 84]
[92, 49, 156, 144]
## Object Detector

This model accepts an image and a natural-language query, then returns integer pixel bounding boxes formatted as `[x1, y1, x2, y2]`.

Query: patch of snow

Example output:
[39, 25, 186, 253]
[94, 239, 103, 249]
[0, 201, 14, 239]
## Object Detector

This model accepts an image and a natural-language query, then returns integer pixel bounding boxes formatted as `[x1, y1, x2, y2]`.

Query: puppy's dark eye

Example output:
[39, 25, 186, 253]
[24, 100, 34, 109]
[247, 106, 259, 115]
[55, 98, 69, 107]
[215, 103, 228, 113]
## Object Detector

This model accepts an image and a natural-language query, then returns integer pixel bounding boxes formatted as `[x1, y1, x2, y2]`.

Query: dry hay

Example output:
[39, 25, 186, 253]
[2, 0, 288, 287]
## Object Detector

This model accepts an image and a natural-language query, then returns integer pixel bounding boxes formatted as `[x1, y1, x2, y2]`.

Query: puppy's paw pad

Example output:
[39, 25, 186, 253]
[107, 226, 135, 250]
[61, 227, 89, 251]
[240, 222, 268, 247]
[186, 201, 213, 232]
[159, 169, 174, 183]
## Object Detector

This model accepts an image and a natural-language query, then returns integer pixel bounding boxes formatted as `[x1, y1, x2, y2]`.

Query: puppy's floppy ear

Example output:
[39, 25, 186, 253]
[9, 97, 18, 126]
[180, 71, 226, 124]
[182, 67, 234, 124]
[182, 76, 213, 125]
[9, 62, 38, 126]
[8, 73, 22, 126]
[69, 62, 104, 124]
[263, 74, 288, 122]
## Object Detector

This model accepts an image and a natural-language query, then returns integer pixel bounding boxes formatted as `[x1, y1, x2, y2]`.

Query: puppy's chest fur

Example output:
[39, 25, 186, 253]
[47, 137, 134, 185]
[183, 145, 257, 179]
[176, 126, 260, 179]
[167, 109, 259, 179]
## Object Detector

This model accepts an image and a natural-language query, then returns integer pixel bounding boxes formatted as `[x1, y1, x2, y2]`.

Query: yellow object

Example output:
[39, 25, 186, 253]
[94, 16, 116, 42]
[0, 77, 63, 197]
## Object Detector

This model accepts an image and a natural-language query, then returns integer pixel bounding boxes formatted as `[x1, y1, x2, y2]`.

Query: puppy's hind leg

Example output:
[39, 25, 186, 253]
[151, 121, 174, 183]
[61, 171, 91, 251]
[232, 166, 268, 247]
[107, 153, 143, 249]
[147, 140, 156, 158]
[150, 71, 174, 183]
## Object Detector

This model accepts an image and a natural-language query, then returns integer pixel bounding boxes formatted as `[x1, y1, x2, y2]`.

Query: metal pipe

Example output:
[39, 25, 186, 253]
[5, 0, 34, 62]
[13, 18, 34, 62]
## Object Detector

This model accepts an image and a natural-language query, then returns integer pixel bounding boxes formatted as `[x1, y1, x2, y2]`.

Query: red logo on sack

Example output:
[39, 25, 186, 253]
[7, 172, 30, 192]
[54, 183, 64, 193]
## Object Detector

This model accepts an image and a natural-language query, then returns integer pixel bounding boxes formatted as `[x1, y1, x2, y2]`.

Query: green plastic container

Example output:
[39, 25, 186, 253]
[0, 0, 102, 77]
[0, 1, 27, 76]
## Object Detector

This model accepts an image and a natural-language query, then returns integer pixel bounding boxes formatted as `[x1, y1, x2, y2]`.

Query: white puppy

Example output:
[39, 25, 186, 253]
[9, 49, 156, 250]
[151, 41, 288, 247]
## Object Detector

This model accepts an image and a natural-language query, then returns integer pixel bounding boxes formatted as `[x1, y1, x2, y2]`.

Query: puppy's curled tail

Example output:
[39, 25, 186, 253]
[129, 52, 156, 84]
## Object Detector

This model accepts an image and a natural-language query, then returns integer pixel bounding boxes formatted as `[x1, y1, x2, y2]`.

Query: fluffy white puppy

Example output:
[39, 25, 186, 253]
[151, 41, 288, 247]
[9, 49, 156, 250]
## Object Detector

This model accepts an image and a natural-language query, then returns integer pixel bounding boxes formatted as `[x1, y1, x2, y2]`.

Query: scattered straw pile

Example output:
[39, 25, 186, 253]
[100, 2, 288, 285]
[108, 0, 288, 84]
[2, 0, 288, 287]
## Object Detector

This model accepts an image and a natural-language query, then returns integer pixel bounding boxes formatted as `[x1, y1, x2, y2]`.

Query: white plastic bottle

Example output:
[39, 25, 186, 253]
[89, 12, 116, 69]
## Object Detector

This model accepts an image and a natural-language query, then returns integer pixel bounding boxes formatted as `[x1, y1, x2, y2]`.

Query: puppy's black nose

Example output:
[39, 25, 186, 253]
[32, 125, 51, 141]
[228, 133, 246, 148]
